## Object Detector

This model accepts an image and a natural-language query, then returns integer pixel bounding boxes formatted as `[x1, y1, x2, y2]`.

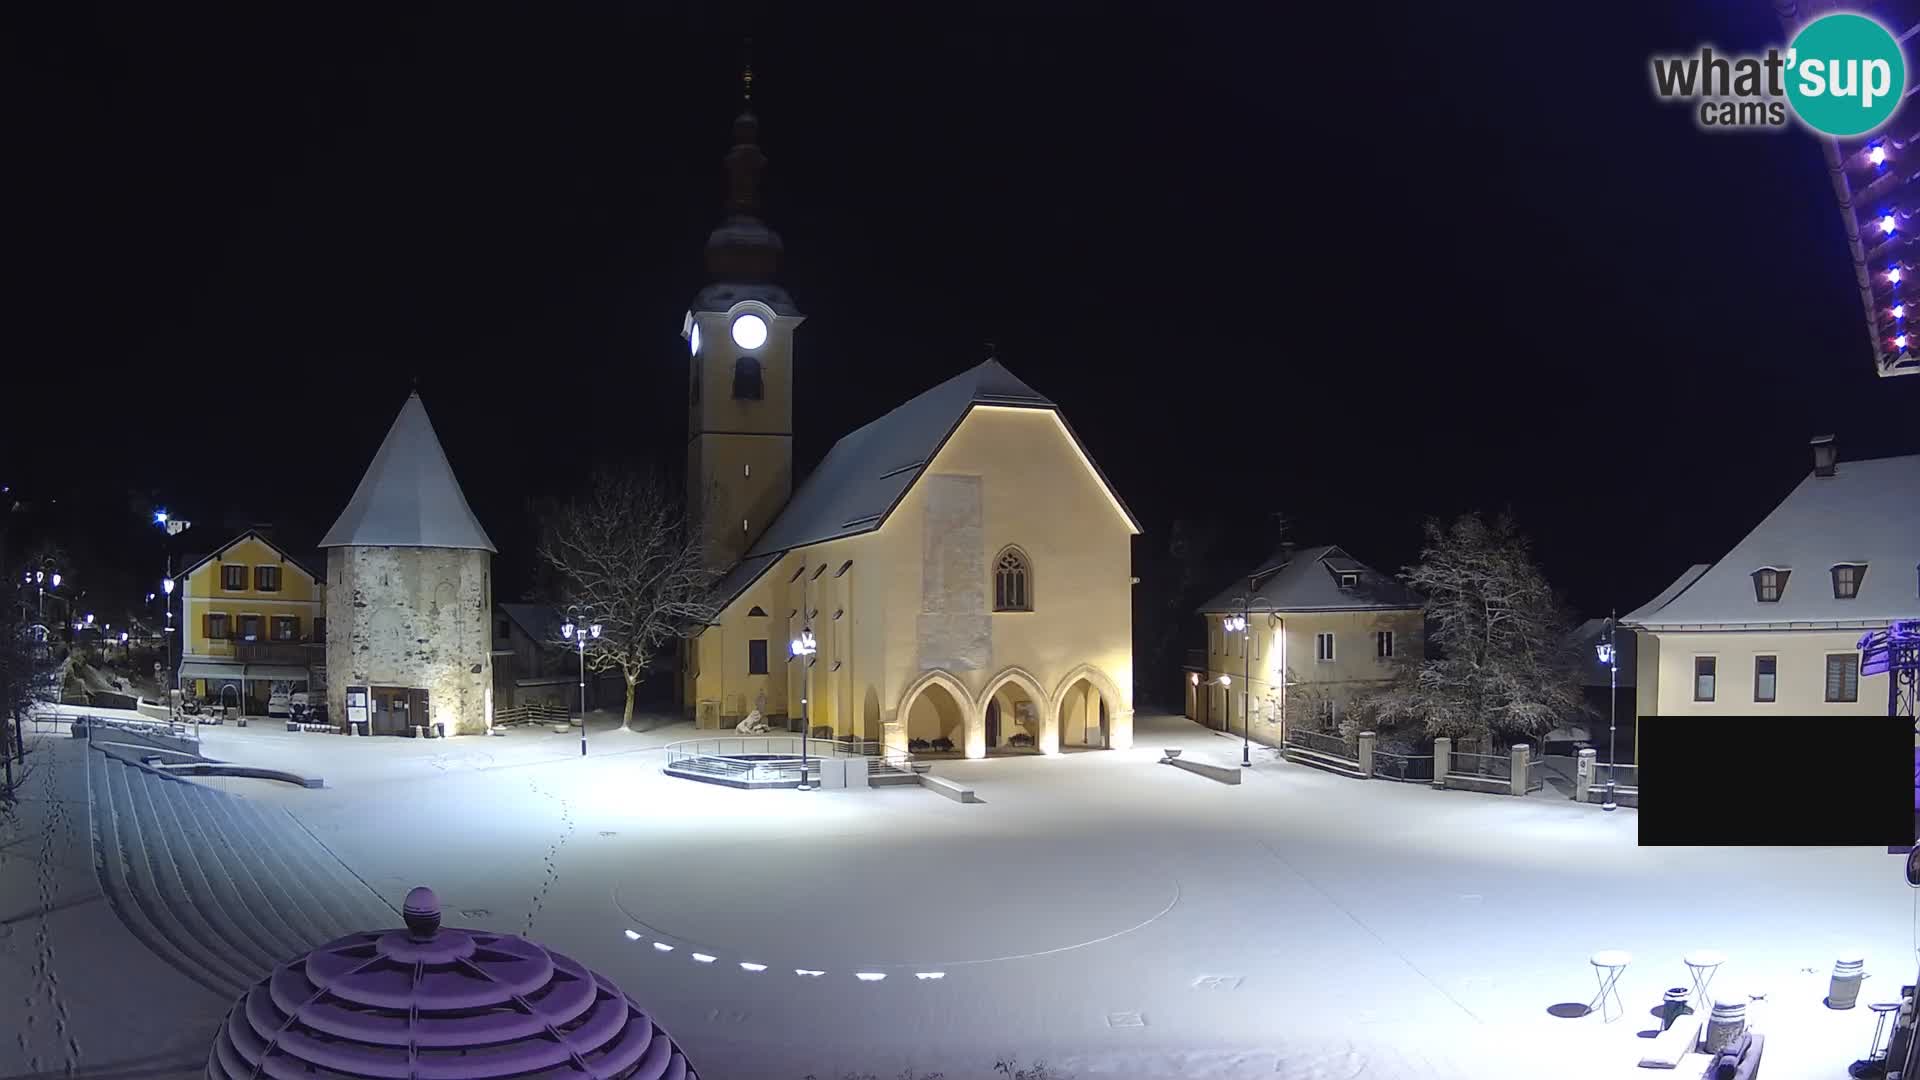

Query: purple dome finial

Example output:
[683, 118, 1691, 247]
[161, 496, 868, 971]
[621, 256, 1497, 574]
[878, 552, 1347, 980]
[402, 886, 440, 940]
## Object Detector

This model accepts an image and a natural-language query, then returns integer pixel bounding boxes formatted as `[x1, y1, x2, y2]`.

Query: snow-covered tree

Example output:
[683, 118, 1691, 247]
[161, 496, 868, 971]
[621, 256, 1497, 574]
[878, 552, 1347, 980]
[1355, 513, 1586, 744]
[533, 468, 719, 728]
[0, 625, 39, 799]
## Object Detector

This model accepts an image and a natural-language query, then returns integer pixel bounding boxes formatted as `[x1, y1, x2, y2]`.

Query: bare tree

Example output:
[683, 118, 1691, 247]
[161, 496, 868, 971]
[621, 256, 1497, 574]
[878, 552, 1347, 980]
[1355, 513, 1587, 744]
[0, 624, 41, 800]
[533, 468, 720, 728]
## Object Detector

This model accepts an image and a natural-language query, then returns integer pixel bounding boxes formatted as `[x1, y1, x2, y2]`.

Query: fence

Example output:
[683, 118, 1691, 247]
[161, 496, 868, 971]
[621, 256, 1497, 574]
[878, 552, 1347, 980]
[493, 701, 571, 728]
[1372, 750, 1435, 783]
[1593, 762, 1639, 804]
[1448, 750, 1512, 782]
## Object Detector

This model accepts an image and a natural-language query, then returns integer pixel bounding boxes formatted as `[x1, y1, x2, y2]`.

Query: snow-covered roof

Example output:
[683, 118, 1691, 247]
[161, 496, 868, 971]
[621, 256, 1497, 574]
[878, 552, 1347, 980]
[701, 360, 1140, 617]
[1197, 545, 1423, 615]
[496, 603, 563, 644]
[691, 281, 801, 316]
[175, 529, 325, 586]
[1623, 453, 1920, 629]
[319, 393, 497, 553]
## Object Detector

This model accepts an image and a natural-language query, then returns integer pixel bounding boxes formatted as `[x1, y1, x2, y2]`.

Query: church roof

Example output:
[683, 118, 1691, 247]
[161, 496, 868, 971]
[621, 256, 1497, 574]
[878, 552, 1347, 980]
[703, 359, 1139, 616]
[1197, 545, 1424, 614]
[319, 393, 497, 553]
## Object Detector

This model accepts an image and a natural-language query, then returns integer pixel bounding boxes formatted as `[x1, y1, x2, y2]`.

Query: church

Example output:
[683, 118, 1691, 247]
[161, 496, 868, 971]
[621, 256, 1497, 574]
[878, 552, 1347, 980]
[678, 90, 1140, 758]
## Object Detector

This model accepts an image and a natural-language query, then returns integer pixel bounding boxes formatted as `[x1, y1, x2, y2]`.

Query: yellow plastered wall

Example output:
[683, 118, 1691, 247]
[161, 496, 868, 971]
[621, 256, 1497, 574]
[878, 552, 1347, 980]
[1205, 606, 1423, 743]
[1638, 629, 1884, 717]
[181, 534, 322, 658]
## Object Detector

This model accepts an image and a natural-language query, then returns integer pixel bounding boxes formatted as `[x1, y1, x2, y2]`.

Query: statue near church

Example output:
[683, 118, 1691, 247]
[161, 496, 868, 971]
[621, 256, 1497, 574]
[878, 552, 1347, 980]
[735, 689, 771, 734]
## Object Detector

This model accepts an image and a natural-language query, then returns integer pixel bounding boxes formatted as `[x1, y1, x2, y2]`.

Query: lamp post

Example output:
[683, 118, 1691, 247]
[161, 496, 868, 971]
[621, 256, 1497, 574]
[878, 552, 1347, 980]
[154, 509, 189, 722]
[560, 606, 601, 758]
[1595, 612, 1618, 812]
[790, 626, 817, 790]
[1222, 579, 1281, 768]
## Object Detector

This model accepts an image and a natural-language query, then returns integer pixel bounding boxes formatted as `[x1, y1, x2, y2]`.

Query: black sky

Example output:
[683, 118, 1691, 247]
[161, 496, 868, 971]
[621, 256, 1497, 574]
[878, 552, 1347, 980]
[9, 4, 1919, 675]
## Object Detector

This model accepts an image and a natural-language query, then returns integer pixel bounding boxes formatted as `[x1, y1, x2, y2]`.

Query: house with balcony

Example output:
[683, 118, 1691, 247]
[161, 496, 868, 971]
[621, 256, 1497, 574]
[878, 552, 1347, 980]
[176, 528, 325, 715]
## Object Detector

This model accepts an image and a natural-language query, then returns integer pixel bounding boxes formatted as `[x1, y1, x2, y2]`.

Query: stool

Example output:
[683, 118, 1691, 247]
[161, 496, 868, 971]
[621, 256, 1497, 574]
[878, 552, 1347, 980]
[1867, 1001, 1902, 1065]
[1589, 950, 1632, 1022]
[1685, 949, 1726, 1017]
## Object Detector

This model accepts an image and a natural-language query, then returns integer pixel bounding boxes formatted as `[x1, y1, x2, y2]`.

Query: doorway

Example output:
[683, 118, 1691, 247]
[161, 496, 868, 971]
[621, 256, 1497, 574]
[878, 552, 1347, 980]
[985, 699, 1001, 748]
[371, 686, 412, 735]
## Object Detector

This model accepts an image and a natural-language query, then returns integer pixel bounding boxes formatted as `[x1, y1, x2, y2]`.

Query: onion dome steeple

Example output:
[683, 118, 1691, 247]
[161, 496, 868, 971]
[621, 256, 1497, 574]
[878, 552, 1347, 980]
[704, 57, 783, 283]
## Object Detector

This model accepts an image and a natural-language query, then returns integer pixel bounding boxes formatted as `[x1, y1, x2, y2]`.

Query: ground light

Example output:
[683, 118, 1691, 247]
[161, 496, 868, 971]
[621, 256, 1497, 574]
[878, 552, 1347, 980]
[739, 962, 767, 972]
[651, 942, 674, 952]
[623, 929, 640, 941]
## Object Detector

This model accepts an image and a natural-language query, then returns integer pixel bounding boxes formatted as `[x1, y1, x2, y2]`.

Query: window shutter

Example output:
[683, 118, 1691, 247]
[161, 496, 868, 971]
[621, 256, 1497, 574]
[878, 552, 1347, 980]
[203, 613, 212, 639]
[1827, 657, 1843, 701]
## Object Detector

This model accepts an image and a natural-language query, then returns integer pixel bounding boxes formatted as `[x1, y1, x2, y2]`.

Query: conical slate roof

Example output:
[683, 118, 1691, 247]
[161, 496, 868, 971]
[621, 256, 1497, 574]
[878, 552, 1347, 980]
[320, 393, 497, 552]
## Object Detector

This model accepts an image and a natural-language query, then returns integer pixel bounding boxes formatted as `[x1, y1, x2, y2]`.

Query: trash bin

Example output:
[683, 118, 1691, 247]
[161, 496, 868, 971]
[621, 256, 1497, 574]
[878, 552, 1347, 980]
[1661, 987, 1691, 1031]
[1829, 953, 1866, 1010]
[1703, 990, 1747, 1054]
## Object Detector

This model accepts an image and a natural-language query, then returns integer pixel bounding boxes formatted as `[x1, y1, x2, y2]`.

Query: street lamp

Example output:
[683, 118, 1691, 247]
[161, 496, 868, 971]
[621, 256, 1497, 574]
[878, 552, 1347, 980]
[560, 608, 601, 758]
[1595, 612, 1619, 812]
[1222, 579, 1281, 768]
[790, 626, 817, 790]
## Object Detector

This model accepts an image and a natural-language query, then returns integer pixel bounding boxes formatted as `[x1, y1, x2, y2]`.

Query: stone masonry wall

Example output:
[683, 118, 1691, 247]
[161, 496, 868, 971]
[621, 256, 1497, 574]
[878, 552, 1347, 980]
[325, 546, 493, 735]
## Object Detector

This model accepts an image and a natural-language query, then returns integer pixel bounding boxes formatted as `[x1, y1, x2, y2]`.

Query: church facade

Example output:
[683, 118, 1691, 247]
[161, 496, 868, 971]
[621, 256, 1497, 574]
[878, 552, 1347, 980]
[679, 98, 1139, 757]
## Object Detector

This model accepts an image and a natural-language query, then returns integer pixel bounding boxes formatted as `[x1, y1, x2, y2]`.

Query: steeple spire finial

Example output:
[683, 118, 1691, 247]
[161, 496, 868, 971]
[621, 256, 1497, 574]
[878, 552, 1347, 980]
[741, 37, 753, 104]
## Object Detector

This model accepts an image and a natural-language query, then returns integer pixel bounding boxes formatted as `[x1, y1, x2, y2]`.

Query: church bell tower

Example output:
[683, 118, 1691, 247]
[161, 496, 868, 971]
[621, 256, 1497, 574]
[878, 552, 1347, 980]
[685, 62, 803, 568]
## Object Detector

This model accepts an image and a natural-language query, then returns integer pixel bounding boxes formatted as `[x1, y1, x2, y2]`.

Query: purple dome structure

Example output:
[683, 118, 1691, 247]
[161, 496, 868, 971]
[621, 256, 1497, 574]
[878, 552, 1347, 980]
[208, 887, 697, 1079]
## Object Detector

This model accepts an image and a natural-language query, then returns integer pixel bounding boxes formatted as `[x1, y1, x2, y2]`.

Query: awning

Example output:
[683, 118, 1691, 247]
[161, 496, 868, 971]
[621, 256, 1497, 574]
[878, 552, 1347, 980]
[179, 661, 310, 682]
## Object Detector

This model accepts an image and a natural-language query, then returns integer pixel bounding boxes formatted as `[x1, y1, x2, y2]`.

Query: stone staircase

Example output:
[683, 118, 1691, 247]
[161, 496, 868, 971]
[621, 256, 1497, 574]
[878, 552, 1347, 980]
[84, 745, 398, 1002]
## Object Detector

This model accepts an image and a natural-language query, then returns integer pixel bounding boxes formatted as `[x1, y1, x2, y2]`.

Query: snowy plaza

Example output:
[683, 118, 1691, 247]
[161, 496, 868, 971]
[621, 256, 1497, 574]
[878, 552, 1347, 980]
[0, 709, 1905, 1079]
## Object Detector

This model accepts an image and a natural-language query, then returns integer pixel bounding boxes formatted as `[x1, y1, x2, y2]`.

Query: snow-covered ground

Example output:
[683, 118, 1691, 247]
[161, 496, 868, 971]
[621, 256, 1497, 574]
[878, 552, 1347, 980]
[4, 712, 1908, 1078]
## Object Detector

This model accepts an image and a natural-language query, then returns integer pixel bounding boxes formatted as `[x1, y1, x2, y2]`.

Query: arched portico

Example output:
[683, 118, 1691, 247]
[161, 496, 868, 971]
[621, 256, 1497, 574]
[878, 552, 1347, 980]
[1050, 664, 1132, 752]
[978, 666, 1051, 755]
[898, 669, 976, 757]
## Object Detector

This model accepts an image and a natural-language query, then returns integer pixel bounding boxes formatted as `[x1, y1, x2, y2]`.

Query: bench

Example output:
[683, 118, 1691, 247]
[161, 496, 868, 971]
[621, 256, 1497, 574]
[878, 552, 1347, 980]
[1167, 756, 1242, 785]
[918, 774, 979, 803]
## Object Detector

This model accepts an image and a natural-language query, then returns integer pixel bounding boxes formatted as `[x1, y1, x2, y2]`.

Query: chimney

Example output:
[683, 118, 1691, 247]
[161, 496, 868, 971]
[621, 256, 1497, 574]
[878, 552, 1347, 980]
[1810, 434, 1838, 477]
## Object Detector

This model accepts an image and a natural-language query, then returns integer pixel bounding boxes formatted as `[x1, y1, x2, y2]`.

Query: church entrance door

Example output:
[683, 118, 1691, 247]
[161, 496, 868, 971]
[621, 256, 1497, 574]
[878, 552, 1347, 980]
[984, 700, 1000, 749]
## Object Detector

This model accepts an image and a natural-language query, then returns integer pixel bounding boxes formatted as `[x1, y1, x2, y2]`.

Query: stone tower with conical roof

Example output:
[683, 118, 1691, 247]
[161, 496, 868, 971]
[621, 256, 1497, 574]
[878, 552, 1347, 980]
[320, 392, 496, 736]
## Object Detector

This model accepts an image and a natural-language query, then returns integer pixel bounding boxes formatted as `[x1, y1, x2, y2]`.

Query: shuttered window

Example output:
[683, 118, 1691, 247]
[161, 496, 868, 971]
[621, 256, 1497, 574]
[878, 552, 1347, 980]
[222, 565, 247, 591]
[272, 616, 299, 641]
[205, 613, 229, 639]
[254, 565, 282, 592]
[1825, 654, 1860, 703]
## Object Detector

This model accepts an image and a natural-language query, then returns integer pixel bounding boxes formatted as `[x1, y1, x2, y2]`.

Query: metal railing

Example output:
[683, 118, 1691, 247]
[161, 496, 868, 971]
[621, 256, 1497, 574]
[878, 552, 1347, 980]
[1448, 751, 1512, 781]
[1286, 727, 1357, 761]
[1372, 750, 1435, 783]
[1526, 758, 1546, 793]
[662, 735, 911, 784]
[1594, 762, 1639, 796]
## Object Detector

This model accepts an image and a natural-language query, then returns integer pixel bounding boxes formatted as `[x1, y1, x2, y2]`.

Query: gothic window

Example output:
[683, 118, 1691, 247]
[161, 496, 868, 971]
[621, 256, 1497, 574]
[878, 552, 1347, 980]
[993, 547, 1032, 611]
[732, 356, 763, 400]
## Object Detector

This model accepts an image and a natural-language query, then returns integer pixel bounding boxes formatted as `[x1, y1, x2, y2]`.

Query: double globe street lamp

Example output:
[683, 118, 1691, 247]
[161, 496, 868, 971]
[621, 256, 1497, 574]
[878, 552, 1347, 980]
[789, 626, 817, 791]
[1221, 581, 1282, 768]
[1595, 612, 1620, 812]
[560, 608, 601, 758]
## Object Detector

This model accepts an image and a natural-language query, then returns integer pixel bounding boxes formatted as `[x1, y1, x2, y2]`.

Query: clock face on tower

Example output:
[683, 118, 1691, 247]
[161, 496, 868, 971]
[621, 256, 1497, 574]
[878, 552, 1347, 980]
[731, 313, 768, 350]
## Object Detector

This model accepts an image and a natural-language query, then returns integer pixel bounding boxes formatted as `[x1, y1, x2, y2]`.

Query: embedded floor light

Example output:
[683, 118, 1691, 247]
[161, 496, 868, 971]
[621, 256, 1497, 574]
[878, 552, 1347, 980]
[623, 929, 641, 941]
[855, 972, 886, 982]
[652, 942, 674, 952]
[914, 972, 946, 980]
[795, 969, 824, 977]
[739, 962, 767, 972]
[691, 953, 716, 964]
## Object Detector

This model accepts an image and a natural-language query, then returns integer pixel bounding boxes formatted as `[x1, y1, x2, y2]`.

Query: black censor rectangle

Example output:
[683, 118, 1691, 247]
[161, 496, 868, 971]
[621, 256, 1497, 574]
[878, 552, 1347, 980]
[1637, 716, 1910, 847]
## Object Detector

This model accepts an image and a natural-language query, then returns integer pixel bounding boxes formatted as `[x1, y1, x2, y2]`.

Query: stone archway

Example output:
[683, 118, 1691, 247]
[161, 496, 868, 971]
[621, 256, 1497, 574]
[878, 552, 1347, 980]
[1050, 664, 1132, 752]
[979, 666, 1052, 755]
[898, 669, 975, 757]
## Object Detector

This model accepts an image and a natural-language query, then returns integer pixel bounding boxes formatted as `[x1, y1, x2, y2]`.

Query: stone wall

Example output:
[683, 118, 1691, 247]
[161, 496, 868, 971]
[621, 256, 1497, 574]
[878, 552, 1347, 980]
[325, 546, 493, 735]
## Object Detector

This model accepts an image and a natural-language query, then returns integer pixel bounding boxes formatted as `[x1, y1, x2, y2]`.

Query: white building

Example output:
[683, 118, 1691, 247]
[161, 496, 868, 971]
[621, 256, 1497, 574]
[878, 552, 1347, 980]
[1623, 437, 1919, 749]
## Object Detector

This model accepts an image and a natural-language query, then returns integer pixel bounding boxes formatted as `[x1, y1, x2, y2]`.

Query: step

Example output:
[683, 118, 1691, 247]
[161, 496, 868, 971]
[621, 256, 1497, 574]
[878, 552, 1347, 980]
[86, 750, 228, 1004]
[221, 793, 378, 942]
[170, 781, 316, 963]
[118, 762, 261, 990]
[151, 771, 297, 971]
[95, 753, 245, 1000]
[1282, 746, 1369, 779]
[918, 773, 979, 803]
[869, 771, 921, 787]
[1167, 756, 1243, 785]
[265, 805, 396, 932]
[188, 778, 342, 947]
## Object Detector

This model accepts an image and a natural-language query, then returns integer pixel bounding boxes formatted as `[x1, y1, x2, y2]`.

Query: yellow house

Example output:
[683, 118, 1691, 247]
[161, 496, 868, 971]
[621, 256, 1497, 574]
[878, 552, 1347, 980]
[678, 102, 1140, 755]
[177, 529, 324, 715]
[1624, 439, 1918, 756]
[1189, 544, 1425, 747]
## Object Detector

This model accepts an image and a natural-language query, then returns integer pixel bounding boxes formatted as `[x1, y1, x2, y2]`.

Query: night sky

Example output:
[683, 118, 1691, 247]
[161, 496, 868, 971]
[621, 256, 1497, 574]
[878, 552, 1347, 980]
[10, 5, 1919, 694]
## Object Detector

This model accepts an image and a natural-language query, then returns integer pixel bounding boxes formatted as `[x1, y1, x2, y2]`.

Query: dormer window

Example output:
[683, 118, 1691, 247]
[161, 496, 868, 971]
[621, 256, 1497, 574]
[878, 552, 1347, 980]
[1751, 567, 1790, 603]
[1337, 573, 1358, 589]
[1831, 563, 1867, 599]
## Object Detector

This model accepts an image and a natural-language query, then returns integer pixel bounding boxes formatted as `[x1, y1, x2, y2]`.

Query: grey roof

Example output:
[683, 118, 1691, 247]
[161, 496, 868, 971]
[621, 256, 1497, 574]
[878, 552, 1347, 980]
[1623, 453, 1920, 628]
[701, 359, 1141, 616]
[1570, 617, 1637, 689]
[1197, 545, 1424, 614]
[497, 603, 564, 644]
[319, 393, 497, 553]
